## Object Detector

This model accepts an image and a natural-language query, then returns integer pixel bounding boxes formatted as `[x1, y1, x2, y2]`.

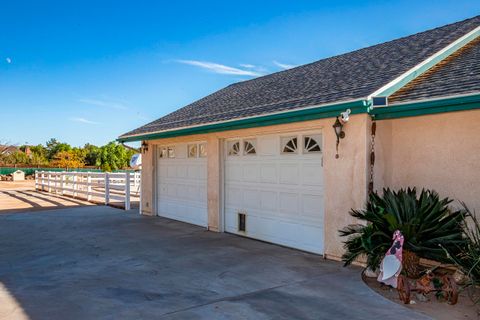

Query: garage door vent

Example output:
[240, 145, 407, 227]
[238, 213, 246, 232]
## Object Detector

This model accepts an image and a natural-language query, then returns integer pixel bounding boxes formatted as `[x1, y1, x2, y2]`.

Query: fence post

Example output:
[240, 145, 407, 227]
[87, 173, 92, 201]
[47, 172, 51, 193]
[73, 173, 77, 198]
[105, 172, 110, 205]
[61, 172, 65, 195]
[125, 172, 131, 210]
[35, 171, 38, 190]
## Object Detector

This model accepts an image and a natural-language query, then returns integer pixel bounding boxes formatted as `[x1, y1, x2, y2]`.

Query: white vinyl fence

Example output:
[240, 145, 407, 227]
[35, 171, 141, 210]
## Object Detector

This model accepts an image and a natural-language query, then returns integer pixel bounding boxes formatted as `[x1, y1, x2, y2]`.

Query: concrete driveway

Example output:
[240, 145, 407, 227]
[0, 206, 429, 320]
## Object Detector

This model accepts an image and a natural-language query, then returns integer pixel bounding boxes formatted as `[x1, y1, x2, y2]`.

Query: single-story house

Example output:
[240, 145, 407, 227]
[118, 16, 480, 261]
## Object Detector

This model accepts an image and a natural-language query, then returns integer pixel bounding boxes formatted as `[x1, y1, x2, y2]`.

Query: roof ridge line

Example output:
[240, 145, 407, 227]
[368, 24, 480, 101]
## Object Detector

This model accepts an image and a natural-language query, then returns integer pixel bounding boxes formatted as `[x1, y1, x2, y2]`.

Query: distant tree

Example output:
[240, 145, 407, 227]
[51, 150, 85, 168]
[2, 151, 30, 165]
[83, 143, 100, 166]
[95, 142, 135, 171]
[29, 144, 47, 157]
[45, 138, 71, 160]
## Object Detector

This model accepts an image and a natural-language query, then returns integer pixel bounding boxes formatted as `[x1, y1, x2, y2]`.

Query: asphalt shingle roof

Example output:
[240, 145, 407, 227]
[389, 37, 480, 104]
[120, 15, 480, 138]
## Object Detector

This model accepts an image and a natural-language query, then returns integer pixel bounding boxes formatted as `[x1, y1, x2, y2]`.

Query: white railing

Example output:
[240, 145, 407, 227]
[34, 171, 141, 210]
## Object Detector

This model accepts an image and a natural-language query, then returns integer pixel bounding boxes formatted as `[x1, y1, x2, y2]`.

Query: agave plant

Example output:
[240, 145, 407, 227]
[339, 188, 467, 277]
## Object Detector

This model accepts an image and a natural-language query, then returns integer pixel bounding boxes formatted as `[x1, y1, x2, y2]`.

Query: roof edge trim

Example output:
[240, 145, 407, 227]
[369, 24, 480, 100]
[117, 99, 368, 142]
[371, 92, 480, 120]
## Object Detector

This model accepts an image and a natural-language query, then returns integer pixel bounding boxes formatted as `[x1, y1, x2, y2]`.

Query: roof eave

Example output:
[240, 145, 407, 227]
[371, 92, 480, 120]
[117, 99, 369, 142]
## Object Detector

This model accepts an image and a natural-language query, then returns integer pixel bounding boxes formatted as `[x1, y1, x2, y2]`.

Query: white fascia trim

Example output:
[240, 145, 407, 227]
[119, 98, 367, 139]
[368, 25, 480, 100]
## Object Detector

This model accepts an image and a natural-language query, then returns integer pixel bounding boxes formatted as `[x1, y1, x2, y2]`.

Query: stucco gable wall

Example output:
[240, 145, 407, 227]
[374, 109, 480, 214]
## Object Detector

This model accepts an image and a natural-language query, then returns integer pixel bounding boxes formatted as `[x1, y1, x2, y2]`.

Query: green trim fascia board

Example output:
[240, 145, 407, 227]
[372, 26, 480, 98]
[118, 100, 368, 142]
[372, 94, 480, 120]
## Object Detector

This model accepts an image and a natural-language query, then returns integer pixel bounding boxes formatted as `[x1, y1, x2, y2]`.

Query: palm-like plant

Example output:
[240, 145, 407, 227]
[339, 188, 467, 277]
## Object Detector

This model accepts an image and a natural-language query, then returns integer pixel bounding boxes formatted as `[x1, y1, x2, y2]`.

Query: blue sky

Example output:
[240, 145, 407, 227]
[1, 1, 478, 147]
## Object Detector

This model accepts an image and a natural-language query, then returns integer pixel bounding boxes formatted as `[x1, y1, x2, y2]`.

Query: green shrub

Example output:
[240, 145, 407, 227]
[339, 188, 467, 272]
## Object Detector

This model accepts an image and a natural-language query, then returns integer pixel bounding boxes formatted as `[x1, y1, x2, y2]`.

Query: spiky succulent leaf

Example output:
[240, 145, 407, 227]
[339, 188, 467, 270]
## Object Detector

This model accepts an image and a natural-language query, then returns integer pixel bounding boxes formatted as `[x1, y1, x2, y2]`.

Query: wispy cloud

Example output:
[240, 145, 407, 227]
[79, 98, 128, 110]
[273, 60, 297, 70]
[239, 63, 255, 69]
[176, 60, 262, 77]
[5, 57, 12, 64]
[69, 117, 100, 125]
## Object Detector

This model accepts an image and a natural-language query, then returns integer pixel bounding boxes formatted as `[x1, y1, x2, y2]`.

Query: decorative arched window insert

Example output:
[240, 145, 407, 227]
[227, 141, 240, 156]
[159, 147, 168, 158]
[199, 143, 207, 157]
[303, 135, 322, 153]
[188, 144, 198, 158]
[243, 139, 256, 155]
[281, 136, 298, 154]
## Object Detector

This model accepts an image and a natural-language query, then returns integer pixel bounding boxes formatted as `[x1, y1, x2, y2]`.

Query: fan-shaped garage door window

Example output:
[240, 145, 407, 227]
[281, 137, 298, 154]
[228, 141, 240, 156]
[304, 135, 322, 153]
[243, 139, 256, 155]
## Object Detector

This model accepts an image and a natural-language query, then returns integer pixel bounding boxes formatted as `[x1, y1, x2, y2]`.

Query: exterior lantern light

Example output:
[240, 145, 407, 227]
[333, 109, 351, 159]
[141, 141, 149, 153]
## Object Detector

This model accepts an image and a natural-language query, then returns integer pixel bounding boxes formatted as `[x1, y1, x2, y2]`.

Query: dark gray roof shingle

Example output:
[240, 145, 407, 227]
[120, 15, 480, 138]
[389, 37, 480, 104]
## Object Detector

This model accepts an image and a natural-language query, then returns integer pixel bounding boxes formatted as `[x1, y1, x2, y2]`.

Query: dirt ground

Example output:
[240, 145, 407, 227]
[364, 276, 479, 319]
[0, 180, 36, 190]
[0, 180, 94, 213]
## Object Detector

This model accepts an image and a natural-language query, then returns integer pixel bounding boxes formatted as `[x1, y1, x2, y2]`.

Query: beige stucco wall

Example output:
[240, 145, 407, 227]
[140, 114, 371, 259]
[374, 109, 480, 214]
[140, 144, 155, 215]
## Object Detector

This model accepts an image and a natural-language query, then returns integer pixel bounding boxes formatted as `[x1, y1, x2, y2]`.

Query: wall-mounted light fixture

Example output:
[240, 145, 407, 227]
[141, 141, 149, 154]
[333, 109, 351, 159]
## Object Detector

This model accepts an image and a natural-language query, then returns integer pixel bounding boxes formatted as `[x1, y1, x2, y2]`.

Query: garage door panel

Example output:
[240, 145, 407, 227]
[260, 190, 277, 211]
[301, 164, 324, 186]
[226, 165, 242, 182]
[176, 166, 188, 178]
[157, 143, 208, 227]
[279, 164, 299, 185]
[260, 164, 277, 183]
[278, 192, 299, 214]
[243, 189, 261, 210]
[225, 132, 324, 254]
[258, 136, 277, 156]
[226, 186, 243, 205]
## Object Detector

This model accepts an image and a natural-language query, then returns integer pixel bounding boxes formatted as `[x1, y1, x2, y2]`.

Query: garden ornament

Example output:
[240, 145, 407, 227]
[377, 230, 404, 288]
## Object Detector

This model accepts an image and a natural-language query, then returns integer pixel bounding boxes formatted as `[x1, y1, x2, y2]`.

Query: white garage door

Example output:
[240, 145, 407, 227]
[224, 132, 325, 254]
[156, 142, 208, 227]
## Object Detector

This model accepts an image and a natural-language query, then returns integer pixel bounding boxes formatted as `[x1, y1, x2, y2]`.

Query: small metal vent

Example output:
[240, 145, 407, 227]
[372, 96, 388, 107]
[238, 213, 246, 232]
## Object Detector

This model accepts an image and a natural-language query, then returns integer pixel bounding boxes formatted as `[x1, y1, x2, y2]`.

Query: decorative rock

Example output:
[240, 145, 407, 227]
[415, 292, 429, 302]
[364, 267, 379, 278]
